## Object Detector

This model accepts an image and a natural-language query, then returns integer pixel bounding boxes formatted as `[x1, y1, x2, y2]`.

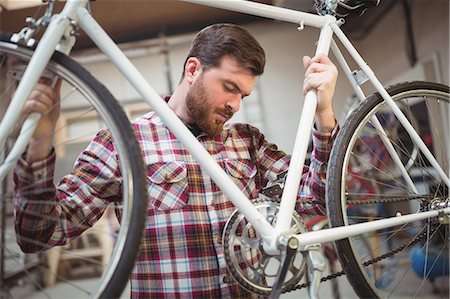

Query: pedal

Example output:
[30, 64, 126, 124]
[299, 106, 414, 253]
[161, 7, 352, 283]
[262, 170, 288, 198]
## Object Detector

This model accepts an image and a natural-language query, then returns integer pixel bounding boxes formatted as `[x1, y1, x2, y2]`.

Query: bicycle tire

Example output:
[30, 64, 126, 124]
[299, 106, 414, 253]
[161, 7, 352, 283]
[327, 81, 449, 298]
[0, 33, 147, 298]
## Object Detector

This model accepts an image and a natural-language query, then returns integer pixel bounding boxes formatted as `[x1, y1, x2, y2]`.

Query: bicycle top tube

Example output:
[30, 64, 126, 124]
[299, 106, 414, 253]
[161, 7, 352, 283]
[182, 0, 334, 28]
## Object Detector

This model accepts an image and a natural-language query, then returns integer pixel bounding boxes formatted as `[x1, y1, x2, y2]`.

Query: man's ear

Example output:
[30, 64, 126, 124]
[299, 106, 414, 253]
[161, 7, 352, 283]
[185, 57, 202, 84]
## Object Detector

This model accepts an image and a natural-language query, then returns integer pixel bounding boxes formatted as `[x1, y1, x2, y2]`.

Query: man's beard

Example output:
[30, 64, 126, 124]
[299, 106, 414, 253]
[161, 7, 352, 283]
[185, 76, 233, 137]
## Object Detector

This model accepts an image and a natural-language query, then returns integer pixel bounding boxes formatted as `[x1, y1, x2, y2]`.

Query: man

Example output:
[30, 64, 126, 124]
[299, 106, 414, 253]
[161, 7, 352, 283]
[15, 23, 338, 297]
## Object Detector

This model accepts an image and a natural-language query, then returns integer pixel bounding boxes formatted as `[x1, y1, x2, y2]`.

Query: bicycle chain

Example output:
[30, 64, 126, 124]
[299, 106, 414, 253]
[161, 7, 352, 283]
[223, 195, 440, 294]
[346, 194, 434, 205]
[285, 218, 436, 292]
[284, 196, 438, 293]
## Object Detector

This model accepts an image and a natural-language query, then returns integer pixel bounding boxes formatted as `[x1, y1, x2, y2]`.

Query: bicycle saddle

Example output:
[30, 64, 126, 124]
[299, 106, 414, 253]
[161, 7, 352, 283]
[337, 0, 380, 17]
[316, 0, 381, 18]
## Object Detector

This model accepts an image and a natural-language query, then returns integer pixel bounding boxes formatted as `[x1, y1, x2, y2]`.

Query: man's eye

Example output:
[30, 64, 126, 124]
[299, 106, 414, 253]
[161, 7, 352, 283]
[224, 84, 236, 93]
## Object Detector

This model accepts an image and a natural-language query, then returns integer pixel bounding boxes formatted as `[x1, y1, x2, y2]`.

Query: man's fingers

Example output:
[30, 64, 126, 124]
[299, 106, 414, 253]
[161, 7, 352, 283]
[33, 83, 55, 98]
[303, 55, 312, 69]
[304, 62, 330, 77]
[38, 77, 53, 86]
[303, 74, 321, 94]
[26, 86, 57, 114]
[311, 53, 331, 64]
[304, 54, 336, 77]
[303, 72, 335, 94]
[29, 88, 53, 105]
[24, 99, 50, 114]
[54, 77, 62, 90]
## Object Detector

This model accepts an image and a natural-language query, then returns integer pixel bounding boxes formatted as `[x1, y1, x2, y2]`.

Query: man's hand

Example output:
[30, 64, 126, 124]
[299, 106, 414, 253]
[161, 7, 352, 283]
[24, 78, 62, 163]
[303, 54, 338, 134]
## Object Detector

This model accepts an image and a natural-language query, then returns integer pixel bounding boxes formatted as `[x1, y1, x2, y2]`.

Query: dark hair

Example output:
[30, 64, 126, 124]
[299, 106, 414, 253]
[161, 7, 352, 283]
[181, 23, 265, 78]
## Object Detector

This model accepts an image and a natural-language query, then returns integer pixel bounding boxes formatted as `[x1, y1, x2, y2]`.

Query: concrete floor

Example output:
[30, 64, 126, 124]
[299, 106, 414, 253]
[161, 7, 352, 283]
[7, 265, 449, 299]
[8, 275, 356, 299]
[4, 218, 448, 298]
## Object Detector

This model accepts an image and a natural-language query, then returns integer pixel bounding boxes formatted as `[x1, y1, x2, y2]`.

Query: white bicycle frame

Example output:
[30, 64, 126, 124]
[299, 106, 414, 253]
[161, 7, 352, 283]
[1, 0, 449, 255]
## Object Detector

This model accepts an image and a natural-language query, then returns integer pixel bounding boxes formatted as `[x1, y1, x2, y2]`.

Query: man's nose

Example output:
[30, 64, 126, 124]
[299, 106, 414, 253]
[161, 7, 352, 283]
[226, 94, 241, 113]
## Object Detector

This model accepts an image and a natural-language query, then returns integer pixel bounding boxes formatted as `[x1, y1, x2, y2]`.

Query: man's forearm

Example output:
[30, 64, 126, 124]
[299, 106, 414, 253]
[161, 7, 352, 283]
[315, 107, 336, 134]
[26, 138, 53, 162]
[14, 149, 60, 252]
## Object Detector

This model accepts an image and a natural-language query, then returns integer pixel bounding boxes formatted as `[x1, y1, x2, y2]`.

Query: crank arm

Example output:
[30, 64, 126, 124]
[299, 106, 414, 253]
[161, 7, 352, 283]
[269, 236, 299, 299]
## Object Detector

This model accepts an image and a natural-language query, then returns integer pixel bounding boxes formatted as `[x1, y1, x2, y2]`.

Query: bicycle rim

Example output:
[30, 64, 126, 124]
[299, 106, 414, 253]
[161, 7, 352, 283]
[327, 82, 449, 298]
[0, 36, 147, 298]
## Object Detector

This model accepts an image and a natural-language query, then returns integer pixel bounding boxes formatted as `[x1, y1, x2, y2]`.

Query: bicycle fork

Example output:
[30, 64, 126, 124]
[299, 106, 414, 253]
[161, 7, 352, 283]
[0, 0, 83, 181]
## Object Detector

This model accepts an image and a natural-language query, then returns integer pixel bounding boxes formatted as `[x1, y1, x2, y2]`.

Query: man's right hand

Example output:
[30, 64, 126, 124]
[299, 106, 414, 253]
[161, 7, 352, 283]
[24, 78, 62, 163]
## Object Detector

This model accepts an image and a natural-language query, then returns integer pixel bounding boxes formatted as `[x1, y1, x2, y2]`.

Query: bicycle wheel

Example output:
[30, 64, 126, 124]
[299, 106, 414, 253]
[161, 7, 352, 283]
[0, 34, 147, 298]
[327, 81, 449, 298]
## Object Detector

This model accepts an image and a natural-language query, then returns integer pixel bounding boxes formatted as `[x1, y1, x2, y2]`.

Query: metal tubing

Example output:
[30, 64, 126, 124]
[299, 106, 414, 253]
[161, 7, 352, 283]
[182, 0, 330, 28]
[274, 23, 335, 234]
[295, 207, 450, 249]
[0, 114, 40, 181]
[330, 39, 366, 102]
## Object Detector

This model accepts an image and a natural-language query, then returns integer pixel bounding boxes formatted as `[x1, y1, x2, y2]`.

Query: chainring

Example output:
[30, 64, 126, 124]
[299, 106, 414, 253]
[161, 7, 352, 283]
[222, 196, 308, 295]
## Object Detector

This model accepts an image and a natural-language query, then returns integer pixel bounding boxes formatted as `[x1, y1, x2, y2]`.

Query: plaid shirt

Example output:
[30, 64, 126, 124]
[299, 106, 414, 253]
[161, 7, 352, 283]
[14, 110, 338, 298]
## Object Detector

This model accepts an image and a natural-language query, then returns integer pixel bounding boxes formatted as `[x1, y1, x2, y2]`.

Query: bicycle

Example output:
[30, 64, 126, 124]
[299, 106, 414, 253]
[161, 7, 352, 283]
[0, 0, 448, 298]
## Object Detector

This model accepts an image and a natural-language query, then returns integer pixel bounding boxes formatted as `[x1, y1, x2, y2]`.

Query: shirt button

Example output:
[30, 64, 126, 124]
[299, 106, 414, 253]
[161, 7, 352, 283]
[217, 234, 222, 244]
[223, 275, 230, 284]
